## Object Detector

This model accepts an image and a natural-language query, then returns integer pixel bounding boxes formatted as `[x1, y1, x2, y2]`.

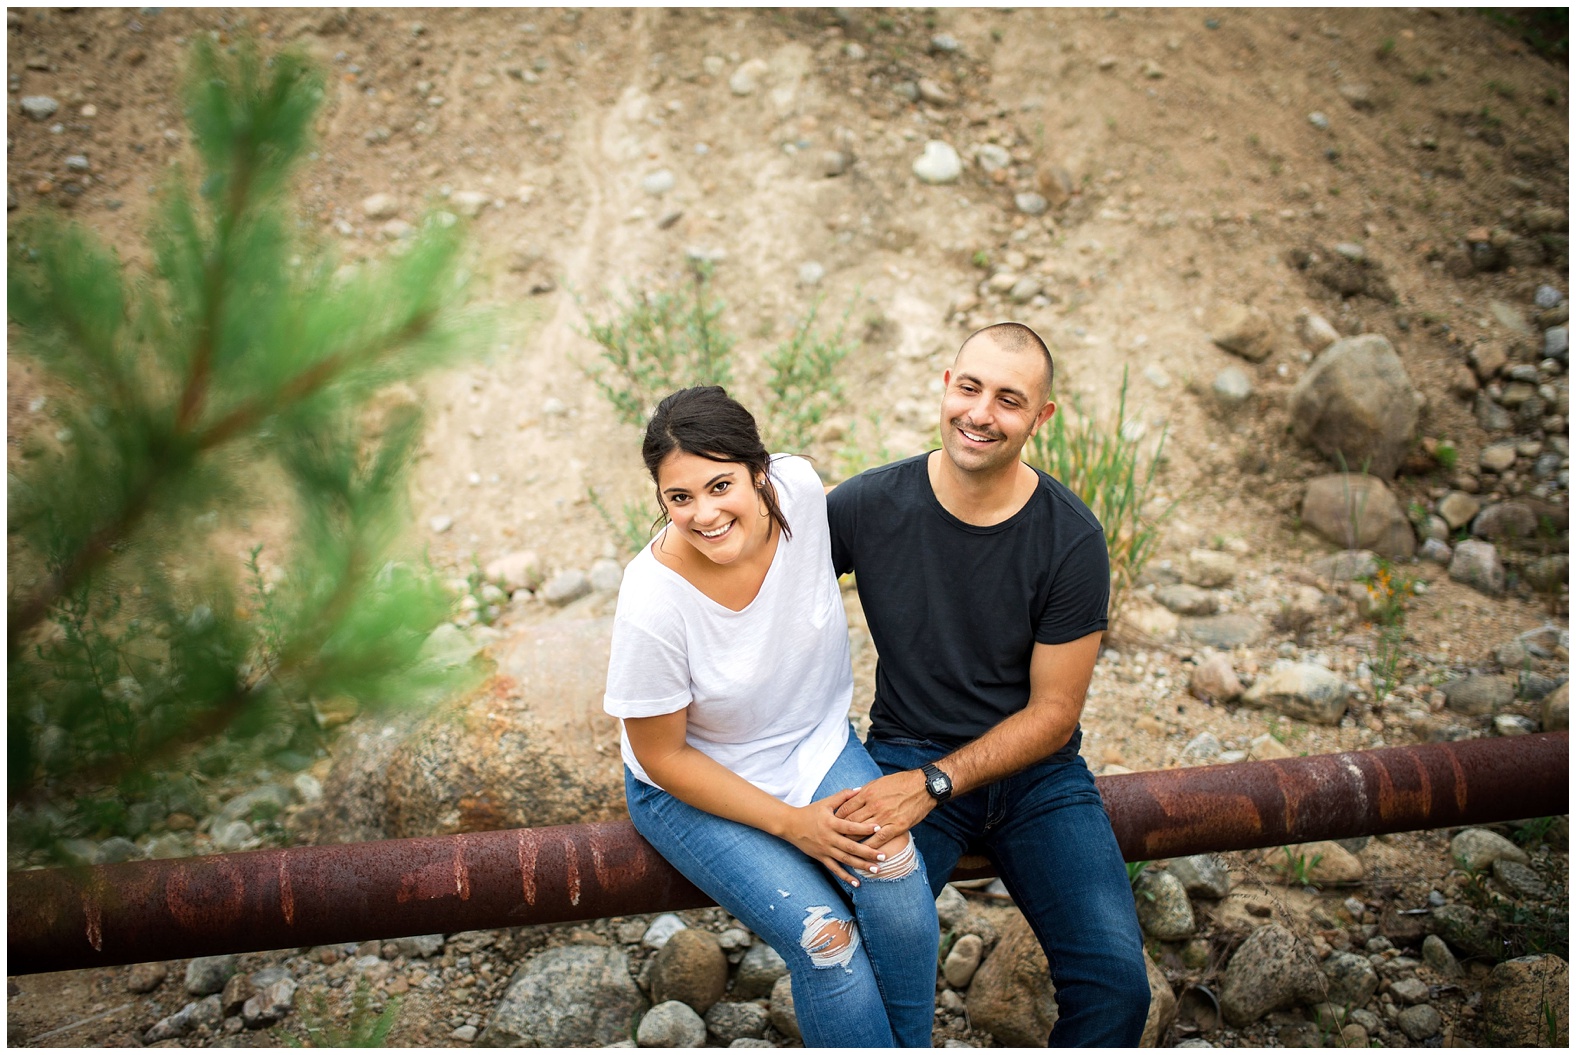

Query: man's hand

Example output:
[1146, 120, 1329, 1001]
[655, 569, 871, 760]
[833, 769, 934, 852]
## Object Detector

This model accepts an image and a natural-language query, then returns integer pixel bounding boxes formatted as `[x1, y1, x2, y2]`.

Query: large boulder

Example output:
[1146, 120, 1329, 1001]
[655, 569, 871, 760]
[480, 945, 648, 1047]
[1482, 954, 1569, 1046]
[966, 912, 1059, 1046]
[379, 620, 627, 838]
[1240, 664, 1350, 725]
[1300, 474, 1416, 558]
[1288, 334, 1420, 479]
[1219, 923, 1322, 1026]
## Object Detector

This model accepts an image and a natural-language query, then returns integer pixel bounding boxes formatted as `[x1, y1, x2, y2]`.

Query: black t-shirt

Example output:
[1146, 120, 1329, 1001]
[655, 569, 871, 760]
[827, 452, 1109, 746]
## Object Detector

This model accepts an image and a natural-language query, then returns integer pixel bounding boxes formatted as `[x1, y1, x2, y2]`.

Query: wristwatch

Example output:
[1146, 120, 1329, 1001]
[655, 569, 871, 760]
[920, 762, 954, 804]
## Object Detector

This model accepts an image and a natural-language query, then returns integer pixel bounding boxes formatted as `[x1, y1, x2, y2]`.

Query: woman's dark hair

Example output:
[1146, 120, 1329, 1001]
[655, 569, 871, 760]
[643, 386, 791, 540]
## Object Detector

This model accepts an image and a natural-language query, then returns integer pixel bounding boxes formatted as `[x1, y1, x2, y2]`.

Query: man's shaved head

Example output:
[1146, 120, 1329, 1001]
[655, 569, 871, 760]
[957, 322, 1055, 403]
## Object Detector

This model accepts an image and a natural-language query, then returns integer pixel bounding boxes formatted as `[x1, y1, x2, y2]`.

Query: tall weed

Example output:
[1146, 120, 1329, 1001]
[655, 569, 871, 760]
[1024, 369, 1169, 627]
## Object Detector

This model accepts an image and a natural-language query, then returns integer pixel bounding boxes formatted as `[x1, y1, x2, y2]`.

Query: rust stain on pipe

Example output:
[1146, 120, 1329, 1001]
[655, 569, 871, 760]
[9, 734, 1565, 976]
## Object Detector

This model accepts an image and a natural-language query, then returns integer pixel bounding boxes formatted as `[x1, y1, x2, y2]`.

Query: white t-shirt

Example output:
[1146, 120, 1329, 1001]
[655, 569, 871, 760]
[603, 455, 853, 807]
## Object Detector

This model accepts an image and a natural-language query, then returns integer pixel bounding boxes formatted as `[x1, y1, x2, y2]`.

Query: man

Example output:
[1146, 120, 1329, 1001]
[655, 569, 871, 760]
[828, 322, 1150, 1046]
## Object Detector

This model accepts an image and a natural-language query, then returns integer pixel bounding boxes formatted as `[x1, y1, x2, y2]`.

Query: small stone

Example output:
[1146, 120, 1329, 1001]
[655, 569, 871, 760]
[541, 569, 592, 606]
[917, 78, 954, 106]
[1322, 951, 1378, 1008]
[186, 954, 239, 996]
[729, 58, 768, 96]
[20, 95, 60, 120]
[1491, 858, 1548, 899]
[704, 1001, 769, 1044]
[589, 558, 624, 593]
[637, 1000, 706, 1047]
[936, 884, 968, 929]
[943, 933, 984, 988]
[1181, 732, 1222, 761]
[1421, 934, 1462, 978]
[429, 514, 454, 534]
[975, 143, 1012, 174]
[1297, 312, 1341, 353]
[1397, 1003, 1442, 1040]
[642, 913, 686, 949]
[394, 934, 445, 959]
[212, 819, 254, 850]
[1542, 682, 1568, 732]
[1211, 304, 1274, 362]
[1389, 976, 1429, 1005]
[1308, 111, 1330, 130]
[1008, 276, 1042, 303]
[733, 943, 788, 1000]
[641, 170, 676, 196]
[1014, 192, 1048, 216]
[451, 1024, 479, 1042]
[797, 261, 825, 286]
[1447, 539, 1504, 596]
[1494, 714, 1537, 737]
[1442, 675, 1516, 717]
[129, 962, 168, 994]
[1437, 491, 1481, 530]
[1480, 442, 1518, 473]
[1240, 664, 1349, 725]
[361, 193, 399, 220]
[1158, 583, 1218, 616]
[912, 140, 963, 184]
[1450, 827, 1529, 873]
[1168, 854, 1232, 899]
[1211, 367, 1253, 409]
[1419, 538, 1452, 564]
[1184, 549, 1237, 588]
[930, 33, 961, 53]
[1134, 869, 1195, 940]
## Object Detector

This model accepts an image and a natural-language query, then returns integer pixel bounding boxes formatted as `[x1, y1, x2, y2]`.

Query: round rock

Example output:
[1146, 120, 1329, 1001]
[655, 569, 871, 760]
[1221, 923, 1321, 1026]
[1450, 827, 1529, 873]
[732, 942, 788, 999]
[913, 140, 963, 184]
[704, 1001, 769, 1044]
[651, 928, 727, 1015]
[1212, 367, 1253, 409]
[1167, 854, 1231, 899]
[1135, 870, 1195, 940]
[637, 1000, 706, 1047]
[1398, 1004, 1442, 1041]
[1321, 951, 1378, 1008]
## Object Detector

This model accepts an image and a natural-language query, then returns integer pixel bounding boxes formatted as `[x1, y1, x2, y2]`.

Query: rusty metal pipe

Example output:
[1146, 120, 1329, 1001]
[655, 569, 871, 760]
[9, 733, 1566, 975]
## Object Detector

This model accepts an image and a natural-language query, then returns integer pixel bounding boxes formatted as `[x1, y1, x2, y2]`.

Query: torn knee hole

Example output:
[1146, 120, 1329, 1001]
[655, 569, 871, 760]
[867, 834, 919, 880]
[800, 906, 860, 969]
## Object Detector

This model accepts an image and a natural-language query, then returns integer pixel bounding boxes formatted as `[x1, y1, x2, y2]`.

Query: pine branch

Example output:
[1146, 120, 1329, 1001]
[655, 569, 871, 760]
[7, 308, 438, 651]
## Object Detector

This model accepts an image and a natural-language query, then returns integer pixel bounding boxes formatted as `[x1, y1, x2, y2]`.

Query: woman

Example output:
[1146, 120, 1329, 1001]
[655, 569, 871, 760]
[603, 386, 939, 1047]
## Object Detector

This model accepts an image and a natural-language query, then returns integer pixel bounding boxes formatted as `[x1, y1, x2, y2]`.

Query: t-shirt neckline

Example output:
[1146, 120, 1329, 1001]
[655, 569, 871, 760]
[917, 450, 1042, 534]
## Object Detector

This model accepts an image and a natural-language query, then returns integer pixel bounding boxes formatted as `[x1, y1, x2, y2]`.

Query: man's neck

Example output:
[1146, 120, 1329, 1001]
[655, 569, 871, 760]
[927, 451, 1037, 527]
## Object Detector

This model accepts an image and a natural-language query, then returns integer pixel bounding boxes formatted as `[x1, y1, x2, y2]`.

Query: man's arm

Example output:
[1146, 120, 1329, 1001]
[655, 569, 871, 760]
[835, 630, 1102, 849]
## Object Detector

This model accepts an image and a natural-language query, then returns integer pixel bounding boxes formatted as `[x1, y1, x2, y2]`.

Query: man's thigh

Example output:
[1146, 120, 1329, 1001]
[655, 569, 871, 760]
[863, 736, 983, 898]
[985, 759, 1146, 984]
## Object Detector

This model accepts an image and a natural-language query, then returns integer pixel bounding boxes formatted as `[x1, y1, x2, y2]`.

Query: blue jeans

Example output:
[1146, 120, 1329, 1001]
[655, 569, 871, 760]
[866, 731, 1150, 1047]
[626, 730, 939, 1047]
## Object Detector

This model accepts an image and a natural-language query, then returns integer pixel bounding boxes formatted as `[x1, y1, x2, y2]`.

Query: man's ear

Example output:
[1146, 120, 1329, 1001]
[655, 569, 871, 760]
[1032, 400, 1057, 436]
[942, 367, 953, 389]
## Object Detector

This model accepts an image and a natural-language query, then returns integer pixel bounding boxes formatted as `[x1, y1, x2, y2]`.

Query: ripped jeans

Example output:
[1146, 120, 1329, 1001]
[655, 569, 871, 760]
[625, 730, 939, 1047]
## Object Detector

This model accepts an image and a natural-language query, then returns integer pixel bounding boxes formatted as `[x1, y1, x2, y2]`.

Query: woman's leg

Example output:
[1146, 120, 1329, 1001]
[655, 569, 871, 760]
[814, 733, 941, 1048]
[625, 769, 897, 1048]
